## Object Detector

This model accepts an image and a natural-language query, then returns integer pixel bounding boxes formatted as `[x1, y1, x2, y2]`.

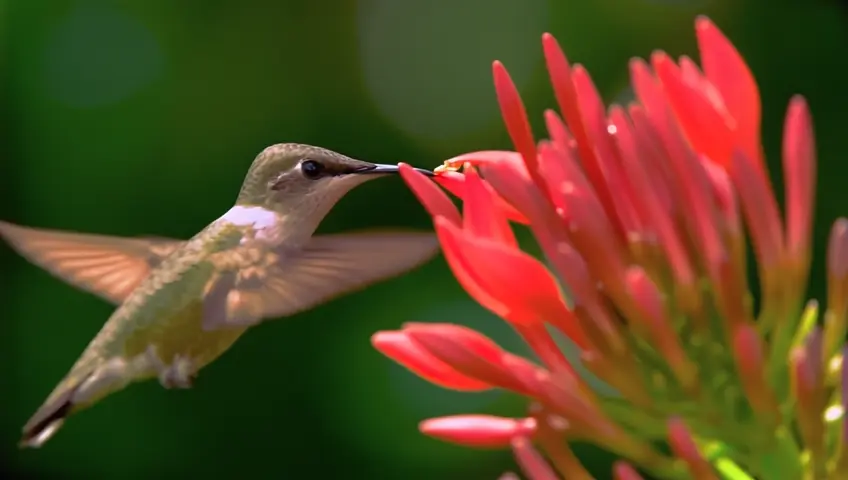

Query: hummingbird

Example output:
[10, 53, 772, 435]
[1, 143, 440, 448]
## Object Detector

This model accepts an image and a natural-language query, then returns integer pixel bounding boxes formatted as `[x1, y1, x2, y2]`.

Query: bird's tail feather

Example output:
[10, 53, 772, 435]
[19, 372, 93, 448]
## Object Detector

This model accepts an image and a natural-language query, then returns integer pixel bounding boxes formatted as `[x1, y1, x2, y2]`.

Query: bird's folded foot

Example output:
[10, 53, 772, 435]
[144, 346, 196, 389]
[160, 354, 196, 389]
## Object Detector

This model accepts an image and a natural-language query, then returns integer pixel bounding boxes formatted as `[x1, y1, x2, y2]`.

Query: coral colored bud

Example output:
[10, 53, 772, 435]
[782, 95, 816, 267]
[370, 331, 491, 391]
[732, 325, 780, 426]
[419, 415, 536, 448]
[404, 322, 530, 394]
[625, 267, 697, 389]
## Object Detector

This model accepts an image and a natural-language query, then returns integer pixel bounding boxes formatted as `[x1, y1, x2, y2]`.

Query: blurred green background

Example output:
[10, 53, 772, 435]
[1, 0, 847, 478]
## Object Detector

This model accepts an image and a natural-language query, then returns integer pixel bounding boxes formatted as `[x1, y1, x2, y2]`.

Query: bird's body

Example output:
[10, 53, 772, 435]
[2, 144, 438, 447]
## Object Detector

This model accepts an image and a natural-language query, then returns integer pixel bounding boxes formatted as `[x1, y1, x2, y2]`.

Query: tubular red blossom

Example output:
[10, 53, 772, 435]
[608, 105, 696, 290]
[612, 462, 646, 480]
[443, 151, 560, 236]
[631, 58, 728, 280]
[625, 267, 697, 389]
[728, 148, 784, 273]
[652, 51, 736, 170]
[667, 418, 720, 480]
[695, 16, 762, 171]
[511, 437, 559, 480]
[559, 185, 631, 311]
[701, 159, 742, 238]
[404, 322, 547, 395]
[512, 322, 578, 381]
[370, 331, 491, 391]
[462, 167, 518, 248]
[571, 66, 640, 238]
[492, 62, 547, 204]
[543, 109, 574, 154]
[782, 96, 816, 284]
[536, 140, 579, 214]
[542, 33, 619, 234]
[378, 17, 838, 480]
[731, 325, 780, 426]
[435, 217, 587, 346]
[434, 215, 511, 315]
[729, 148, 786, 323]
[419, 415, 537, 448]
[626, 104, 675, 213]
[701, 160, 749, 301]
[536, 140, 599, 223]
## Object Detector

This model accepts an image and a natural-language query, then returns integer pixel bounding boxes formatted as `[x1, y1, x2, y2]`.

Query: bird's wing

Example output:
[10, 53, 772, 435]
[202, 230, 440, 330]
[0, 221, 183, 304]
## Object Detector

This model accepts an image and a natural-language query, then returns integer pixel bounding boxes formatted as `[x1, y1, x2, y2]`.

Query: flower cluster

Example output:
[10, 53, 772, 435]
[372, 16, 848, 480]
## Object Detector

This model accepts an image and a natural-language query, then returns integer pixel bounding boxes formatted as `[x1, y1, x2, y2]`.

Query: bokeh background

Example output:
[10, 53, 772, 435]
[2, 0, 847, 478]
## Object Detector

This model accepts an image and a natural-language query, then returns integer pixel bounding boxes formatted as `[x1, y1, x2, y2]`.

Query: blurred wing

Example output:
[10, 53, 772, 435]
[202, 230, 440, 330]
[0, 221, 183, 304]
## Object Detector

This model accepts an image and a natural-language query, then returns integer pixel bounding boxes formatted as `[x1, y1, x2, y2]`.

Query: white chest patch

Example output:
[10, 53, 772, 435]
[221, 206, 278, 228]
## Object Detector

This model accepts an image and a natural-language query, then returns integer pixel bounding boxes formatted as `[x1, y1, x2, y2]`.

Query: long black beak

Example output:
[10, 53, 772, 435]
[354, 163, 435, 177]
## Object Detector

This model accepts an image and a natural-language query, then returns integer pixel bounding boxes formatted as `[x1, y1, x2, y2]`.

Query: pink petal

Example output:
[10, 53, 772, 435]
[571, 66, 637, 239]
[420, 415, 537, 448]
[731, 325, 779, 425]
[493, 61, 548, 201]
[609, 105, 695, 289]
[435, 167, 530, 225]
[435, 217, 587, 347]
[696, 16, 762, 170]
[463, 167, 518, 248]
[652, 51, 736, 171]
[399, 163, 461, 225]
[434, 216, 510, 316]
[542, 33, 618, 231]
[625, 267, 696, 388]
[371, 331, 491, 391]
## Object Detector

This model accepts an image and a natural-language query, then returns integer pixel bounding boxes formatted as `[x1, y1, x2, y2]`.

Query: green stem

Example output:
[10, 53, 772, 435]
[713, 457, 755, 480]
[751, 427, 804, 480]
[702, 442, 754, 480]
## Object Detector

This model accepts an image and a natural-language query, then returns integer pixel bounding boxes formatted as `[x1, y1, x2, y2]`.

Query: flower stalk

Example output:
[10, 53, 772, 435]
[373, 16, 845, 480]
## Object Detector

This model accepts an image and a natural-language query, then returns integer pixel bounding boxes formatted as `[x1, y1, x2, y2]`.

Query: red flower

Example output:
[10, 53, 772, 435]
[374, 16, 847, 479]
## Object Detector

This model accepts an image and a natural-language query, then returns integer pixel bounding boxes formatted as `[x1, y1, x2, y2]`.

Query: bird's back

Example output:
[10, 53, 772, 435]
[67, 220, 243, 376]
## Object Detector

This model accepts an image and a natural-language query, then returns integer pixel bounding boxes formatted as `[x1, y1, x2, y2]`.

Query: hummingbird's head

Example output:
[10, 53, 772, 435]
[236, 143, 433, 215]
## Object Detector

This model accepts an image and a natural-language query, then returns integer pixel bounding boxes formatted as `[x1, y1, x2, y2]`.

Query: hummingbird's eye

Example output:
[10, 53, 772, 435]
[300, 159, 324, 179]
